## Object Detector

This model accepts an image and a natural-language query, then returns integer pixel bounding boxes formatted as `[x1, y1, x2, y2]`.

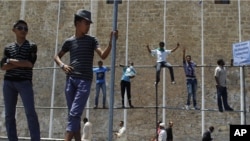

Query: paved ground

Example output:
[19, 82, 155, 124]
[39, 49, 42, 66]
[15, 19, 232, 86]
[0, 136, 64, 141]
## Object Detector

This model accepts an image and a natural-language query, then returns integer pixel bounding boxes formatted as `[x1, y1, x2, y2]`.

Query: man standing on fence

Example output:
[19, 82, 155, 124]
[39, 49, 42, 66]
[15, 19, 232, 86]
[54, 9, 118, 141]
[146, 42, 180, 85]
[214, 59, 234, 112]
[93, 60, 110, 109]
[182, 47, 199, 110]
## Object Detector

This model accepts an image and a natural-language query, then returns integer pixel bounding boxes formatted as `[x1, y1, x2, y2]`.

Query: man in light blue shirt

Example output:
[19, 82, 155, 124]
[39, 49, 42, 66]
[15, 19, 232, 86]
[93, 60, 110, 109]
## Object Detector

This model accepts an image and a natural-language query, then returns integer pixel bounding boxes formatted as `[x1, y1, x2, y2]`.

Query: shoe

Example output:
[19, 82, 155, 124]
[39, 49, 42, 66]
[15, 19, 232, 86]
[129, 105, 134, 108]
[154, 81, 159, 85]
[225, 108, 234, 111]
[171, 81, 176, 85]
[185, 105, 190, 110]
[122, 105, 125, 108]
[194, 107, 200, 110]
[219, 109, 223, 112]
[94, 106, 98, 109]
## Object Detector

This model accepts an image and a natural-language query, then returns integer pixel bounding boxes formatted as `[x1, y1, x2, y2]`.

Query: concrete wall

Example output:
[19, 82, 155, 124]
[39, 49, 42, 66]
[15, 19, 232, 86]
[0, 0, 250, 141]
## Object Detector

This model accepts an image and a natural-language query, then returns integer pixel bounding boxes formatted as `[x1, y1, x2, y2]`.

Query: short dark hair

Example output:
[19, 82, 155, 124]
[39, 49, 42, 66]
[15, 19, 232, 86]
[209, 126, 214, 132]
[217, 59, 224, 65]
[159, 42, 165, 47]
[186, 55, 191, 58]
[120, 121, 124, 125]
[83, 117, 88, 122]
[13, 20, 27, 28]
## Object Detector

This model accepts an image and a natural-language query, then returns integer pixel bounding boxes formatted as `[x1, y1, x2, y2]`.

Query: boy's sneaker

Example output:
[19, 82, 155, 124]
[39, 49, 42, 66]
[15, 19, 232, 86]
[171, 81, 176, 85]
[194, 107, 200, 110]
[185, 105, 190, 110]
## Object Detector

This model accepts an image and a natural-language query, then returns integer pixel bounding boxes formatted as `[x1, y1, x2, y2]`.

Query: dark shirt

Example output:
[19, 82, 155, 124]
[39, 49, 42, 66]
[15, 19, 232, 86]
[166, 127, 173, 141]
[3, 40, 37, 81]
[183, 61, 196, 78]
[202, 130, 213, 141]
[61, 35, 99, 80]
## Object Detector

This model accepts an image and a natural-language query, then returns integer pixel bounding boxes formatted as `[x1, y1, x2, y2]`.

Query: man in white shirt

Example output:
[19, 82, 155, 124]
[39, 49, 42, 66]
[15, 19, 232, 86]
[146, 42, 180, 85]
[115, 121, 126, 141]
[158, 123, 167, 141]
[81, 117, 92, 141]
[214, 59, 233, 112]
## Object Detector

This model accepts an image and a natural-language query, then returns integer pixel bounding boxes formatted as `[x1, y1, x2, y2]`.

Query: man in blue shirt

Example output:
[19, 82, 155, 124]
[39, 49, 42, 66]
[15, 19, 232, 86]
[183, 47, 199, 110]
[93, 60, 110, 109]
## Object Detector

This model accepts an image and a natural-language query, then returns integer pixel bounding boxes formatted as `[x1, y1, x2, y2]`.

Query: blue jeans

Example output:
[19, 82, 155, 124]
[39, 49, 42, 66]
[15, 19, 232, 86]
[95, 82, 106, 106]
[3, 80, 40, 141]
[216, 86, 231, 110]
[186, 78, 197, 107]
[65, 76, 91, 132]
[156, 61, 174, 82]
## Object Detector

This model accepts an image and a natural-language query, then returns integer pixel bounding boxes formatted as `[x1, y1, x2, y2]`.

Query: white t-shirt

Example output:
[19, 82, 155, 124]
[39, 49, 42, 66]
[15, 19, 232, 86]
[158, 129, 167, 141]
[81, 122, 93, 141]
[214, 66, 227, 87]
[116, 126, 126, 141]
[151, 49, 171, 62]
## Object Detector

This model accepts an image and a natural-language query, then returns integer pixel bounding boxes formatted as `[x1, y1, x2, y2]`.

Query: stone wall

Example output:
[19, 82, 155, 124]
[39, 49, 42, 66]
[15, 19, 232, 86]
[0, 0, 249, 141]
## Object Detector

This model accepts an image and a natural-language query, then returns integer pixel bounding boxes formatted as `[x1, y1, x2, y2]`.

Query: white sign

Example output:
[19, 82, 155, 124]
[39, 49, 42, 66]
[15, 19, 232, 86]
[232, 40, 250, 66]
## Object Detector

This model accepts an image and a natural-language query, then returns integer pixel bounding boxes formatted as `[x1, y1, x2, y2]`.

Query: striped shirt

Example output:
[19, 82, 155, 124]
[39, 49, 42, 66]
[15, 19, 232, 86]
[3, 40, 37, 81]
[183, 61, 196, 78]
[62, 35, 99, 80]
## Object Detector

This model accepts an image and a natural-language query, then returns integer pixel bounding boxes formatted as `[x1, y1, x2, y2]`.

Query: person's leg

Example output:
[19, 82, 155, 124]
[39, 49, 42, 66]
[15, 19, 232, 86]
[3, 80, 18, 141]
[120, 81, 126, 108]
[185, 79, 192, 110]
[101, 82, 107, 108]
[17, 80, 40, 141]
[126, 82, 134, 108]
[192, 79, 198, 109]
[156, 62, 162, 83]
[222, 87, 233, 110]
[64, 131, 74, 141]
[94, 83, 101, 108]
[65, 77, 92, 140]
[216, 86, 223, 112]
[163, 62, 175, 83]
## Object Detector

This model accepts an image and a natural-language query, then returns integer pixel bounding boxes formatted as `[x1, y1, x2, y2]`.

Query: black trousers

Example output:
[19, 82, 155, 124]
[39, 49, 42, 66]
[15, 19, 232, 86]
[120, 80, 131, 101]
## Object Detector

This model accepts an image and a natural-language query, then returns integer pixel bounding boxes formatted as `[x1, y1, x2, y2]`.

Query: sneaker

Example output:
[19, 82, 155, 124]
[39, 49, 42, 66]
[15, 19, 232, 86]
[185, 105, 190, 110]
[194, 107, 200, 110]
[171, 81, 176, 85]
[129, 105, 134, 108]
[154, 81, 159, 85]
[225, 108, 234, 111]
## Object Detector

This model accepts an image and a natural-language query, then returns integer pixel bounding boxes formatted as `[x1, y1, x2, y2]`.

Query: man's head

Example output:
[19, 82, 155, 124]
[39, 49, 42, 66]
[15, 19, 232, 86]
[12, 20, 28, 38]
[98, 60, 103, 67]
[128, 61, 134, 66]
[74, 9, 92, 34]
[83, 117, 88, 124]
[217, 59, 225, 66]
[159, 123, 165, 129]
[169, 121, 173, 127]
[119, 121, 124, 127]
[159, 42, 165, 48]
[185, 55, 192, 62]
[209, 126, 214, 133]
